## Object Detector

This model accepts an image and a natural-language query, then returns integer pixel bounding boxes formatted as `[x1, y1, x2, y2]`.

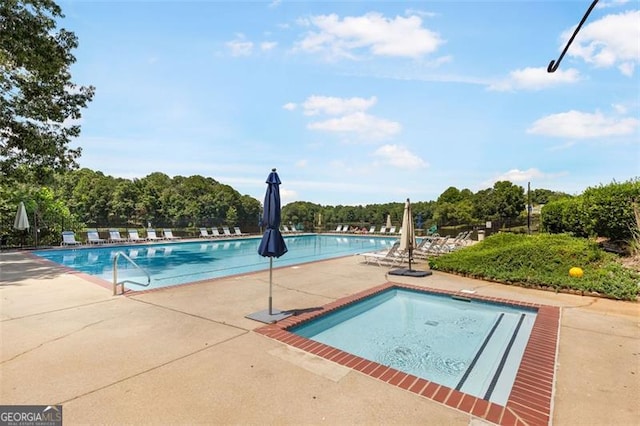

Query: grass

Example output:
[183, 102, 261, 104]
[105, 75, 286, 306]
[428, 233, 640, 301]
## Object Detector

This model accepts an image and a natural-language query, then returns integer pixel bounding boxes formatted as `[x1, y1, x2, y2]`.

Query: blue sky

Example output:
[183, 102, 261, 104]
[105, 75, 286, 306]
[59, 0, 639, 206]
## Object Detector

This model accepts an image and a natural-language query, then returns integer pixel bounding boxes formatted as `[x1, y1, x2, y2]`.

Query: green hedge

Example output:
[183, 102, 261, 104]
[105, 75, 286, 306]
[541, 179, 640, 242]
[429, 233, 640, 300]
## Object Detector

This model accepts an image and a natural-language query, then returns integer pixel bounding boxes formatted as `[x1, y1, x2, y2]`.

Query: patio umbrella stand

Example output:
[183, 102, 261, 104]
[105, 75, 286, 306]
[389, 198, 432, 278]
[246, 169, 293, 324]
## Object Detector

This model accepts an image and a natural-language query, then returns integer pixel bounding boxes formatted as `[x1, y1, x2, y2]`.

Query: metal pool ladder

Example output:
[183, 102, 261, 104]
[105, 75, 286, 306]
[112, 251, 151, 295]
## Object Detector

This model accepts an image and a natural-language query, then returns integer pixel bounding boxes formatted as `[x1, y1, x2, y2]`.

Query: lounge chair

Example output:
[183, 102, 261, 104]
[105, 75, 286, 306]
[415, 236, 450, 257]
[388, 226, 396, 234]
[378, 226, 387, 234]
[108, 229, 128, 243]
[368, 226, 376, 233]
[234, 227, 246, 236]
[146, 229, 162, 241]
[282, 225, 291, 233]
[61, 231, 82, 246]
[86, 229, 106, 244]
[162, 229, 180, 240]
[128, 229, 147, 242]
[361, 242, 408, 267]
[199, 228, 212, 238]
[211, 228, 223, 238]
[333, 225, 342, 232]
[222, 226, 233, 237]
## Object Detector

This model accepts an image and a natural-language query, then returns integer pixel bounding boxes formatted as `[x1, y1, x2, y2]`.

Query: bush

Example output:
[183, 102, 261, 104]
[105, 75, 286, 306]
[429, 233, 640, 300]
[541, 179, 640, 242]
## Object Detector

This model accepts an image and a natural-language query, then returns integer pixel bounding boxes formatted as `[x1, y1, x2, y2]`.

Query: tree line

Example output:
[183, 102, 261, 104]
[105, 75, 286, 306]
[2, 166, 565, 246]
[282, 182, 567, 232]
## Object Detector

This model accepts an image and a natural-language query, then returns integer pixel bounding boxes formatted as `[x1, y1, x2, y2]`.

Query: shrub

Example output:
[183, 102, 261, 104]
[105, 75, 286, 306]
[429, 233, 640, 300]
[541, 179, 640, 242]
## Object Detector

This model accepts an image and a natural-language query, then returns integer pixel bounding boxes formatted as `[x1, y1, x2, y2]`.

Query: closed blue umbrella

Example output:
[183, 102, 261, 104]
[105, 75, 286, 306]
[257, 169, 287, 258]
[248, 168, 291, 323]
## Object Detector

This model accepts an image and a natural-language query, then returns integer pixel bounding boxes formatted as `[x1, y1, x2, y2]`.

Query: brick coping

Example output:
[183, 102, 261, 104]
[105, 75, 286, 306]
[256, 282, 560, 426]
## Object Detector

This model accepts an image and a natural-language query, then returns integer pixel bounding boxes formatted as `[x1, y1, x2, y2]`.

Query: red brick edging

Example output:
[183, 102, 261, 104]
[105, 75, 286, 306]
[256, 282, 559, 426]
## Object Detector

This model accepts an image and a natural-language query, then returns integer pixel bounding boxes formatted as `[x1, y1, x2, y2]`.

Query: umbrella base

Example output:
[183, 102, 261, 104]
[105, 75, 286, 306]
[388, 268, 432, 277]
[245, 308, 293, 324]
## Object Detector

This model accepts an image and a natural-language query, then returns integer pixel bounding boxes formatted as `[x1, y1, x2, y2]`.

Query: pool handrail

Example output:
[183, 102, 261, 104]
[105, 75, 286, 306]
[113, 251, 151, 295]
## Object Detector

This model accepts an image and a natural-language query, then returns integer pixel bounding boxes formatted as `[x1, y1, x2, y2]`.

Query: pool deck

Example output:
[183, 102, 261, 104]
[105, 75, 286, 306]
[1, 247, 638, 425]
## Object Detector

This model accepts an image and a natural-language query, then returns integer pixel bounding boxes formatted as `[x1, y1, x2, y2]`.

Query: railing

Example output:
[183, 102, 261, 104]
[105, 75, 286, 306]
[112, 251, 151, 295]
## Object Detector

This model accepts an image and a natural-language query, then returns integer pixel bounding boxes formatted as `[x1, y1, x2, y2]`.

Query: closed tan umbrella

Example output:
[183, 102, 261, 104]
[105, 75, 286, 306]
[14, 201, 30, 231]
[389, 198, 431, 277]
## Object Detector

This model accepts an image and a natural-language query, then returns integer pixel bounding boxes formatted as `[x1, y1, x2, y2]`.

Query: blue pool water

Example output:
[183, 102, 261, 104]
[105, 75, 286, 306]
[33, 234, 394, 290]
[292, 288, 537, 405]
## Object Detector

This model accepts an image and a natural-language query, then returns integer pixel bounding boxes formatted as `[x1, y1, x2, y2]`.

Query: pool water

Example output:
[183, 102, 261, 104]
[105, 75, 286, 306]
[292, 288, 537, 405]
[33, 234, 394, 290]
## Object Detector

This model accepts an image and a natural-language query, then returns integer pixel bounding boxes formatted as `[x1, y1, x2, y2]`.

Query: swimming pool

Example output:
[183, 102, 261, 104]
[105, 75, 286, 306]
[257, 283, 560, 426]
[292, 288, 537, 405]
[33, 234, 395, 290]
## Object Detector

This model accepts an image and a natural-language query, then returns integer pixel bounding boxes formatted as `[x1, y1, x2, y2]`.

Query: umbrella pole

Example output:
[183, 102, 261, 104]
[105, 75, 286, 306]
[268, 258, 273, 315]
[408, 247, 413, 271]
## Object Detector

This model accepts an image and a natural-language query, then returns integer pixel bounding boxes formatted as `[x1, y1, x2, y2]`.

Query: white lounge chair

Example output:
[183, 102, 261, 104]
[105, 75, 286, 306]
[333, 225, 342, 232]
[234, 227, 246, 236]
[199, 228, 212, 238]
[378, 226, 387, 234]
[146, 229, 162, 241]
[388, 226, 396, 234]
[222, 226, 233, 237]
[86, 229, 106, 244]
[108, 229, 128, 243]
[361, 242, 407, 267]
[368, 226, 376, 233]
[61, 231, 82, 246]
[128, 229, 146, 243]
[211, 228, 223, 238]
[162, 229, 180, 240]
[282, 225, 291, 233]
[415, 236, 450, 257]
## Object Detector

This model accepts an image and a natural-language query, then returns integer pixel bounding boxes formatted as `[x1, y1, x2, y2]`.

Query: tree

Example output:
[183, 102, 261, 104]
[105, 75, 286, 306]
[493, 181, 526, 226]
[1, 0, 95, 184]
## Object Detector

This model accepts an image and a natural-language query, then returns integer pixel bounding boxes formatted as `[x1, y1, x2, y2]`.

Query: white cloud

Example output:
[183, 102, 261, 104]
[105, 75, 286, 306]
[564, 10, 640, 76]
[404, 9, 438, 19]
[484, 168, 569, 188]
[308, 112, 401, 140]
[489, 67, 581, 91]
[294, 12, 443, 60]
[302, 95, 377, 116]
[226, 34, 253, 56]
[597, 0, 630, 9]
[612, 103, 628, 114]
[527, 110, 639, 138]
[268, 0, 281, 8]
[261, 41, 277, 51]
[372, 144, 427, 169]
[295, 159, 308, 168]
[492, 168, 546, 183]
[282, 102, 297, 111]
[279, 188, 298, 205]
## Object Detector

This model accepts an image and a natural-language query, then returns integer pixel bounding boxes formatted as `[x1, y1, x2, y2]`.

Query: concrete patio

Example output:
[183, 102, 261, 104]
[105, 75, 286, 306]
[0, 249, 638, 425]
